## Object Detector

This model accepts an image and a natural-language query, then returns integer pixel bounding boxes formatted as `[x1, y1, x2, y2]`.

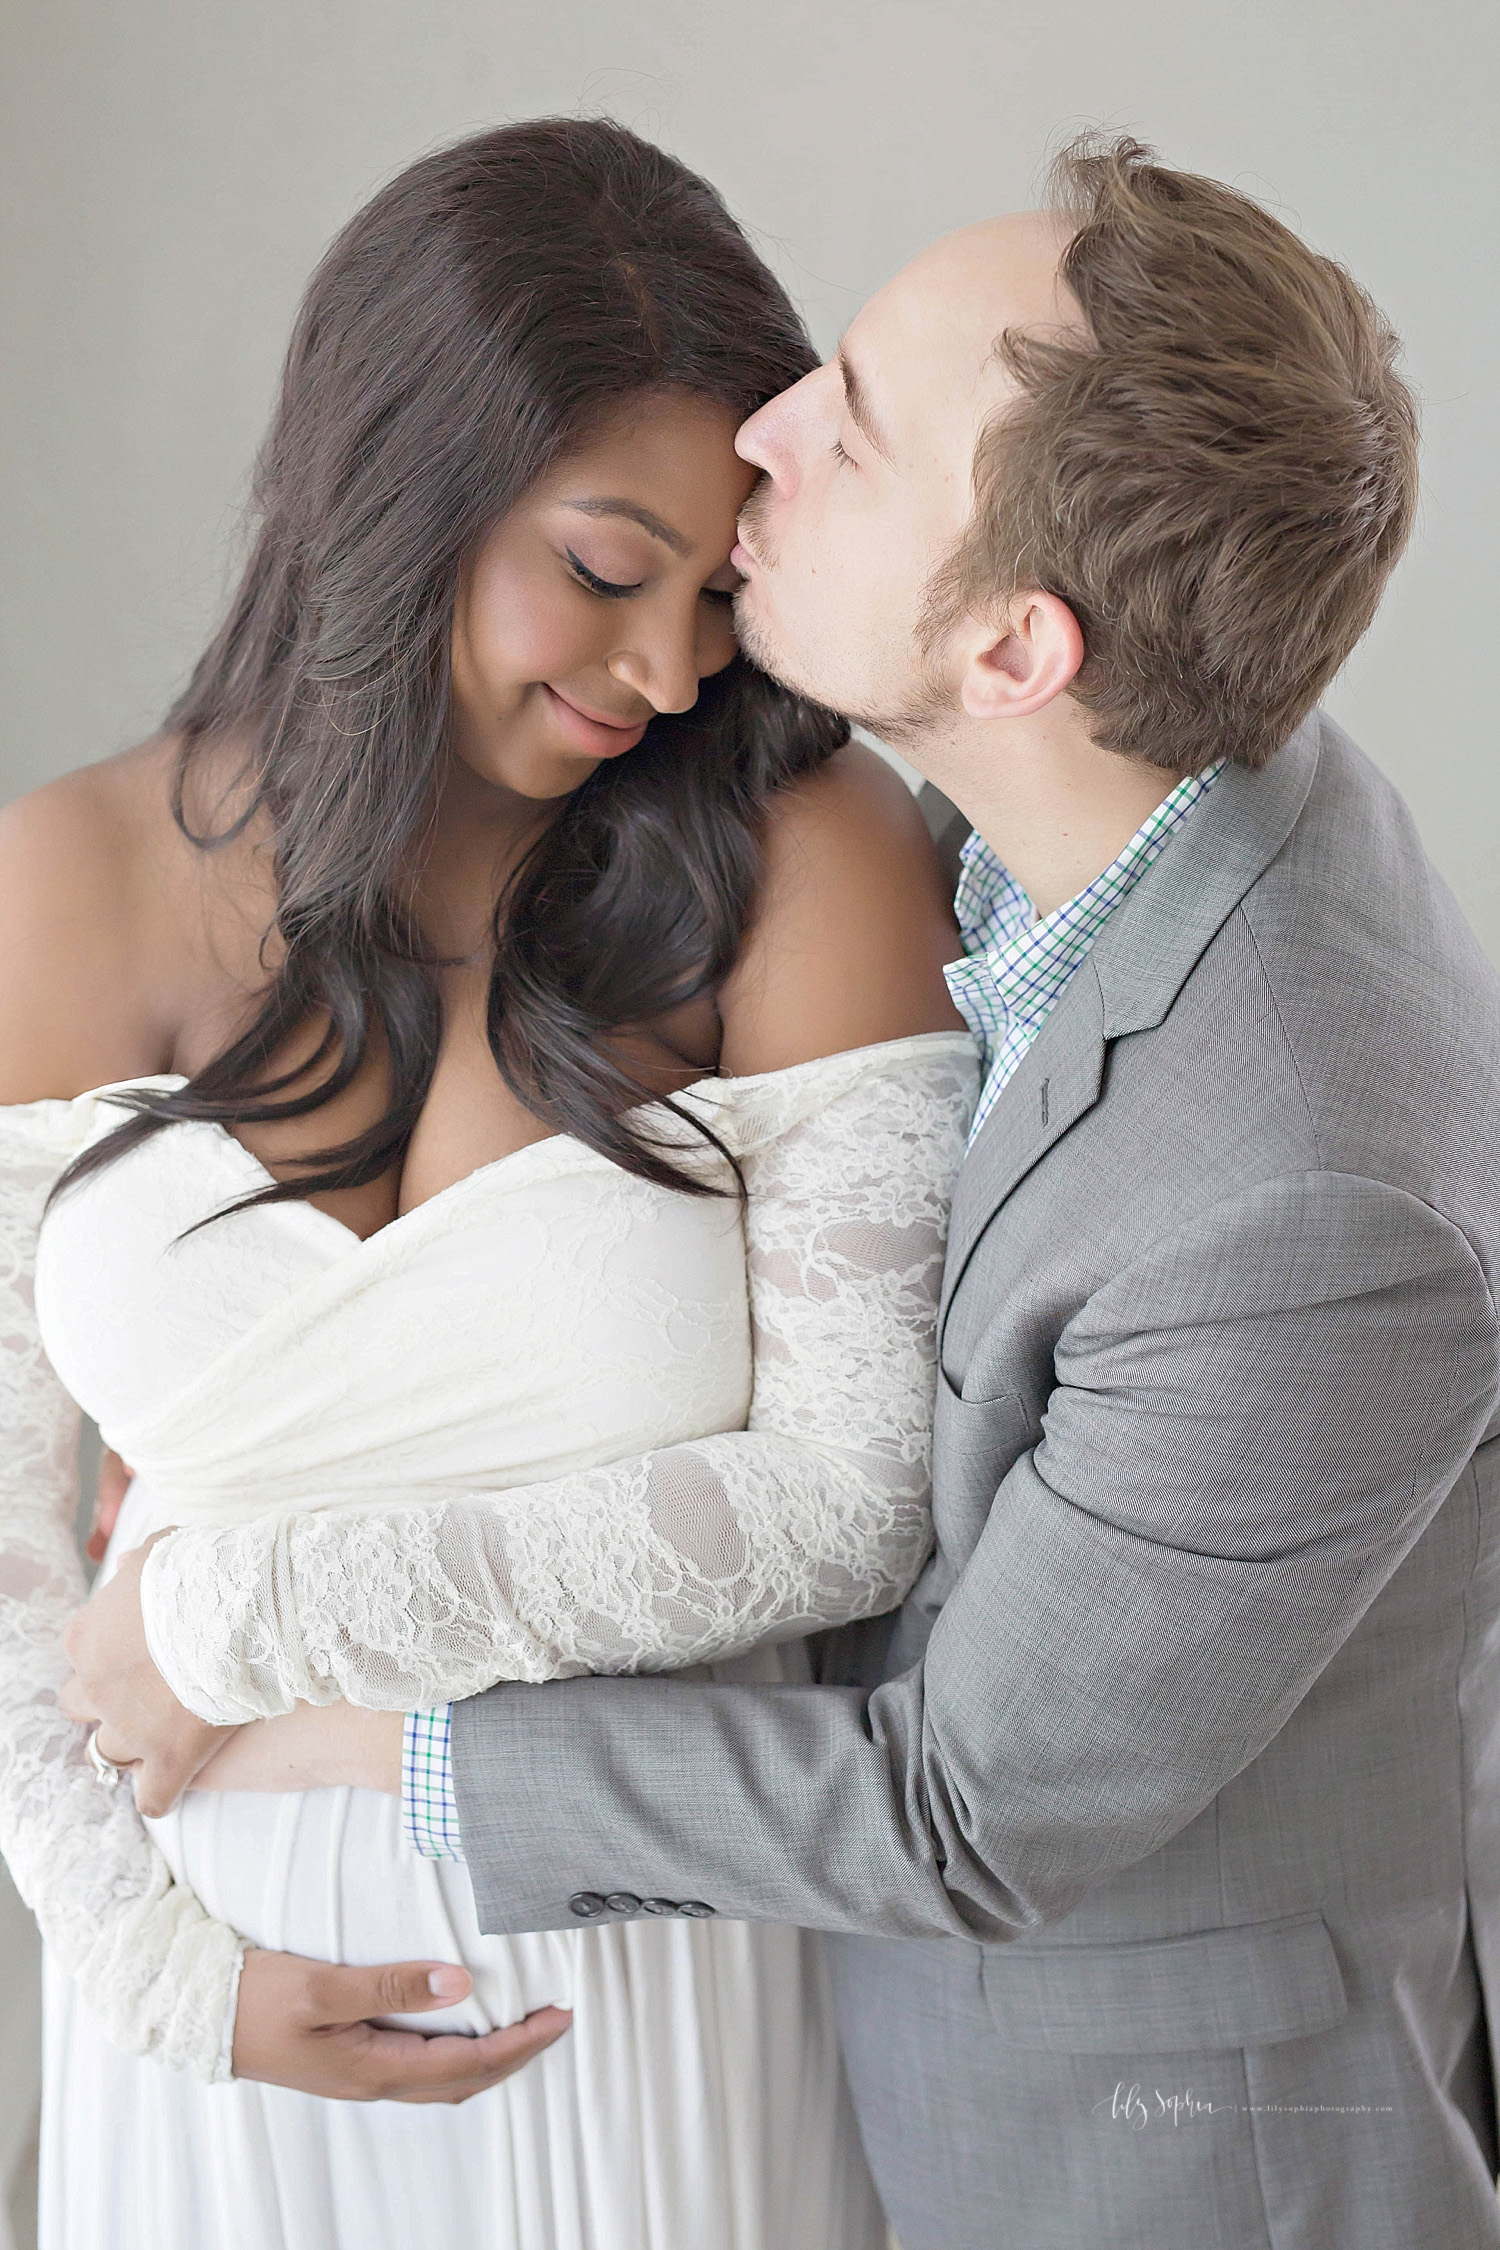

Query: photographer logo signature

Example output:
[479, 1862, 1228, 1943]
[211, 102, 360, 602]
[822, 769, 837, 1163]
[1092, 2083, 1394, 2129]
[1093, 2083, 1214, 2130]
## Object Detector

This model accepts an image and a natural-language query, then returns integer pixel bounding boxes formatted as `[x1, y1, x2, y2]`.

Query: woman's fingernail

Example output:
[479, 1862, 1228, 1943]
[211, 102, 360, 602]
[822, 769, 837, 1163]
[428, 1966, 469, 1998]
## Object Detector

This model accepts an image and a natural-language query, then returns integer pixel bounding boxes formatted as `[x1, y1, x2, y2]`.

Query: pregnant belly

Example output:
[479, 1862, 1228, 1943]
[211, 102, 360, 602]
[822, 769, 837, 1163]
[146, 1785, 577, 2036]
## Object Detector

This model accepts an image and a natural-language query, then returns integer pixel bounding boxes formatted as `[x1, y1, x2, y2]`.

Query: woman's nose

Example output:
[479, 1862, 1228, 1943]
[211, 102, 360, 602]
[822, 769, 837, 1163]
[607, 633, 699, 716]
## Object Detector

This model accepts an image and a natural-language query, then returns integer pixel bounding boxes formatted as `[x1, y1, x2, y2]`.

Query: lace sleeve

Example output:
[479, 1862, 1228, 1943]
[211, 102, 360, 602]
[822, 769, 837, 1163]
[141, 1040, 978, 1720]
[0, 1104, 243, 2080]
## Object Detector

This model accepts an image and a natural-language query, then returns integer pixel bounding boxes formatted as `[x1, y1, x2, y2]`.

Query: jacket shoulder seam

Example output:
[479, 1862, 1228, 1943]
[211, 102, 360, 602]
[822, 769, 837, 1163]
[1235, 903, 1322, 1171]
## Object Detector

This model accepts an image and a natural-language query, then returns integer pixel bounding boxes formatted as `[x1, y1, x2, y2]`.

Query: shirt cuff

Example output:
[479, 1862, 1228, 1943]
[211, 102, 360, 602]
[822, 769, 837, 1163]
[401, 1705, 465, 1861]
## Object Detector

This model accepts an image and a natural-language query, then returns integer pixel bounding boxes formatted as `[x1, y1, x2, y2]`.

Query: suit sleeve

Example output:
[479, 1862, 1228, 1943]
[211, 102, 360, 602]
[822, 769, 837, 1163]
[451, 1171, 1500, 1942]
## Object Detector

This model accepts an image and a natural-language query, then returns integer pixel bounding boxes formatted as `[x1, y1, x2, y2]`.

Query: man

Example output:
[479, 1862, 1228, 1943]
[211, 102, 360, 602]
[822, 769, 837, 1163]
[438, 137, 1500, 2244]
[71, 137, 1500, 2243]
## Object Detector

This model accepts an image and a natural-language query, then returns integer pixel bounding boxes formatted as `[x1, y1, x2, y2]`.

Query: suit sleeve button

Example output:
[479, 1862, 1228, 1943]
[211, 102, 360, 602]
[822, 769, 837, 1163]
[678, 1900, 716, 1918]
[568, 1892, 606, 1919]
[604, 1892, 642, 1915]
[640, 1898, 677, 1916]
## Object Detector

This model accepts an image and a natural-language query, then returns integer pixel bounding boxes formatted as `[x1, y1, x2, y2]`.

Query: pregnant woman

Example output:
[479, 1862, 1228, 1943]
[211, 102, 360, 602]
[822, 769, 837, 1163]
[0, 120, 974, 2249]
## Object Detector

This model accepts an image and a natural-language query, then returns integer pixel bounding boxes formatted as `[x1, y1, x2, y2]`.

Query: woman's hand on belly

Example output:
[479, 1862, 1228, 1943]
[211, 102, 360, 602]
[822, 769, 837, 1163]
[190, 1699, 404, 1794]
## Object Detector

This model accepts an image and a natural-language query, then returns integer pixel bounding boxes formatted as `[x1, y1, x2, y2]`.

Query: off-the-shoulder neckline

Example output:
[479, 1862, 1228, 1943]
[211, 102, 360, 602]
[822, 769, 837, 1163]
[37, 1028, 969, 1120]
[29, 1029, 976, 1253]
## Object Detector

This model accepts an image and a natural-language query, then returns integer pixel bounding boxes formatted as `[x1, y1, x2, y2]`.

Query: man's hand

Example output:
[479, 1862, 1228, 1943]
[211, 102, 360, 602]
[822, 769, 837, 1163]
[232, 1950, 571, 2102]
[191, 1702, 404, 1795]
[60, 1532, 234, 1815]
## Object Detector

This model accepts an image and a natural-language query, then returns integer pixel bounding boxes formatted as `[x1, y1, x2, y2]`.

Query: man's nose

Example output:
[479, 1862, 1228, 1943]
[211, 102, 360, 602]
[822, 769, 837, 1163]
[735, 396, 778, 476]
[735, 377, 810, 491]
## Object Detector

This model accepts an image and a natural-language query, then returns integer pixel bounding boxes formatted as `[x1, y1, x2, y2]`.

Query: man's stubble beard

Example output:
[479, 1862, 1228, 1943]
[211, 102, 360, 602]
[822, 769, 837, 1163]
[730, 484, 809, 697]
[729, 582, 802, 695]
[734, 588, 954, 761]
[733, 496, 956, 750]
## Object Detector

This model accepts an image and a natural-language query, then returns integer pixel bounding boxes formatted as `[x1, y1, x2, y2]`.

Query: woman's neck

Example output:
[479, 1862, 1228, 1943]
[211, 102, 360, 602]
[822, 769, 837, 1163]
[416, 752, 562, 959]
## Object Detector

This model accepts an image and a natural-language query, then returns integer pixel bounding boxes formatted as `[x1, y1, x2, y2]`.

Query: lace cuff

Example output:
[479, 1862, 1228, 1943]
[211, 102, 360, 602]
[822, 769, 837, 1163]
[0, 1101, 243, 2080]
[142, 1038, 977, 1721]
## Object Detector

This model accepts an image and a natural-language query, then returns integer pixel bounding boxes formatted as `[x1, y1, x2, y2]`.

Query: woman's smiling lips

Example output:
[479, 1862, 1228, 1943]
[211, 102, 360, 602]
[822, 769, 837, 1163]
[542, 683, 651, 757]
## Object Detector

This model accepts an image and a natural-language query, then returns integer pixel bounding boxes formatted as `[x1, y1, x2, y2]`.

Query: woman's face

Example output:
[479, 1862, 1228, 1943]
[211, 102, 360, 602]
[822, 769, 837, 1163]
[449, 392, 756, 801]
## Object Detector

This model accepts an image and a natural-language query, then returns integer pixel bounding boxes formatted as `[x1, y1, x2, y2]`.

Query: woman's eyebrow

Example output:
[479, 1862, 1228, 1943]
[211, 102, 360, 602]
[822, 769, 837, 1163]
[563, 498, 691, 555]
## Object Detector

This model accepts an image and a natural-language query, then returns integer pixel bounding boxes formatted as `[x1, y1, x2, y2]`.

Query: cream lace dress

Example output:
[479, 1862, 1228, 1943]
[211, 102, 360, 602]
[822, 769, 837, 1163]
[0, 1031, 975, 2250]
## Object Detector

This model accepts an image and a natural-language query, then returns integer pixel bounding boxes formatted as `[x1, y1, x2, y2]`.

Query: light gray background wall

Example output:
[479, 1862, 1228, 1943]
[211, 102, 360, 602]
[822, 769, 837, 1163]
[1, 2, 1494, 2241]
[3, 1, 1497, 950]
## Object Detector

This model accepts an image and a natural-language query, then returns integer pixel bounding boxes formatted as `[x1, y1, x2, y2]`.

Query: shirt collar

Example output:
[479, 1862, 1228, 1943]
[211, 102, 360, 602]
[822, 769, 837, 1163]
[953, 763, 1225, 984]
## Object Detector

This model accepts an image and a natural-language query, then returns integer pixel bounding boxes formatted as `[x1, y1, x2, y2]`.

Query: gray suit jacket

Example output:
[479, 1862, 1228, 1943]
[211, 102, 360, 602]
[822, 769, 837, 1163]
[454, 712, 1500, 2248]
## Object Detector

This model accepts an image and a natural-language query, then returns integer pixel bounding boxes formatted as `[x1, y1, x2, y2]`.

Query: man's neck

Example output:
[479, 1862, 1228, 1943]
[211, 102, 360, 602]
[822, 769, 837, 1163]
[912, 703, 1184, 918]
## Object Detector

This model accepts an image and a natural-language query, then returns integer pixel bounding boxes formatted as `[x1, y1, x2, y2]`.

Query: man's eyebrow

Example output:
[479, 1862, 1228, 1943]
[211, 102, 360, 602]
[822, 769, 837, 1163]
[562, 498, 691, 555]
[837, 347, 895, 464]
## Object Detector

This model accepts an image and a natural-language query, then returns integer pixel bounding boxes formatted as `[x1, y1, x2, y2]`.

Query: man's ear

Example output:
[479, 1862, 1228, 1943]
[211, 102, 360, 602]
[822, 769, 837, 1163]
[957, 591, 1084, 722]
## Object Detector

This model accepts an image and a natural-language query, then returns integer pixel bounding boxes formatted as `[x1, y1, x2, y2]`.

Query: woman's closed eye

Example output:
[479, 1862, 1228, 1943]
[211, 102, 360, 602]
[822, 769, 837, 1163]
[566, 547, 740, 609]
[564, 548, 643, 600]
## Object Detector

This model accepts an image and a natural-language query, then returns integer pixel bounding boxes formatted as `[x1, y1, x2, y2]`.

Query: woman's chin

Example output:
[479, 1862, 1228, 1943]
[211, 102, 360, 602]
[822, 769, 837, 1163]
[451, 738, 601, 803]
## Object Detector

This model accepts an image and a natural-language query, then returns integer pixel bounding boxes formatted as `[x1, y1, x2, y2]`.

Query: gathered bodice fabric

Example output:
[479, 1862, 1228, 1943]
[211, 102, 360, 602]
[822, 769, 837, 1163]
[36, 1092, 754, 1526]
[3, 1033, 975, 2096]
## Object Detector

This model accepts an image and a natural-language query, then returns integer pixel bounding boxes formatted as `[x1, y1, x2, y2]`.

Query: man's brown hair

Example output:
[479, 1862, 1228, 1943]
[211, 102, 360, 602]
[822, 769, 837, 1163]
[924, 135, 1419, 773]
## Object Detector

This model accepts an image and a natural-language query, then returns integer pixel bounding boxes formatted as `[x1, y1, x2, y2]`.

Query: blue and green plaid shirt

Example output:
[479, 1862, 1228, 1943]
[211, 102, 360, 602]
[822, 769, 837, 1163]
[402, 1706, 464, 1859]
[400, 761, 1222, 1860]
[945, 763, 1222, 1143]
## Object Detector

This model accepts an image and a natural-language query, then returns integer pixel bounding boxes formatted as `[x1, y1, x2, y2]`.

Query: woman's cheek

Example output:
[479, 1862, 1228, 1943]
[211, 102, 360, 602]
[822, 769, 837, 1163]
[469, 565, 598, 694]
[697, 608, 740, 678]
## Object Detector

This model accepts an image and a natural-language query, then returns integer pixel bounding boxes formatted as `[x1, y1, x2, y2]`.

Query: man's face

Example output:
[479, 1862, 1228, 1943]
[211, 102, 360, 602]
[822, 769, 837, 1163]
[731, 214, 1074, 740]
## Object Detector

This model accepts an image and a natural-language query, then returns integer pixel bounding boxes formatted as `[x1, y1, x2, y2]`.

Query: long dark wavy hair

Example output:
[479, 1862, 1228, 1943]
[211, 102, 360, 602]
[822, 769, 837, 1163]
[56, 119, 845, 1215]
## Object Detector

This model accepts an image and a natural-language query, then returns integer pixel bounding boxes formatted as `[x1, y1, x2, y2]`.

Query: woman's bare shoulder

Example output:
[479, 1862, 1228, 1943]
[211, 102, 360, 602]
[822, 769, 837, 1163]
[0, 737, 210, 1101]
[718, 739, 965, 1076]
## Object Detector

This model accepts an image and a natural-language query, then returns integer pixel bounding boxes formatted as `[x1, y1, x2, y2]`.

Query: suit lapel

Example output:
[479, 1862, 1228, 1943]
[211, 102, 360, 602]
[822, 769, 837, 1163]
[942, 963, 1106, 1319]
[939, 712, 1323, 1324]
